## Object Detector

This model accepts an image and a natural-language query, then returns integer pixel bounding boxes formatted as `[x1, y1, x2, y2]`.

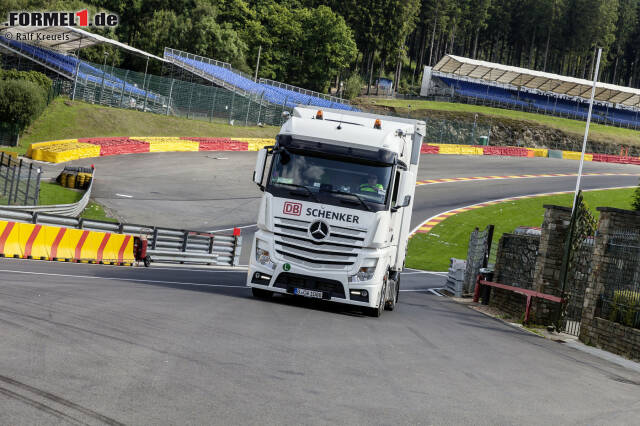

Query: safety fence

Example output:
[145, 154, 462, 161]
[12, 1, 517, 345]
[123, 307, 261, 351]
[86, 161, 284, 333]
[598, 231, 640, 330]
[0, 209, 242, 267]
[0, 152, 41, 206]
[70, 58, 292, 127]
[28, 137, 274, 163]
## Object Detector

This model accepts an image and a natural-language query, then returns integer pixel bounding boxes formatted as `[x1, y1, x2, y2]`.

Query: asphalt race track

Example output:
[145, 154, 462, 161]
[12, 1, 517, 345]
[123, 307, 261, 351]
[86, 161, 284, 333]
[2, 153, 639, 424]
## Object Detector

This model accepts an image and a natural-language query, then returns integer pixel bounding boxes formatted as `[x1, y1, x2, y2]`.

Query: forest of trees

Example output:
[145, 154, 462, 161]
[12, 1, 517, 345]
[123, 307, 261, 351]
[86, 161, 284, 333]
[3, 1, 640, 95]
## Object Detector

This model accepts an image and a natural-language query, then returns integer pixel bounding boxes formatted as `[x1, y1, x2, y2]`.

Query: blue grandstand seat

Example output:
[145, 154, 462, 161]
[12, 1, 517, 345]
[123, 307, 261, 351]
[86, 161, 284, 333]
[165, 51, 356, 111]
[438, 76, 638, 127]
[2, 39, 160, 102]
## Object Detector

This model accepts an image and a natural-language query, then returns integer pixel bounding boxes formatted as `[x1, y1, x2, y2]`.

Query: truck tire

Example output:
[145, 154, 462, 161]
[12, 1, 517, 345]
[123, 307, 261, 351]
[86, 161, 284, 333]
[252, 287, 273, 299]
[367, 281, 386, 318]
[385, 273, 400, 311]
[143, 255, 151, 267]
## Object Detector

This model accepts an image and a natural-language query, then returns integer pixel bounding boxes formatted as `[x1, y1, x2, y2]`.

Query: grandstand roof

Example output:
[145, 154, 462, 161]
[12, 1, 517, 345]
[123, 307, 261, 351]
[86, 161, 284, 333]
[0, 26, 164, 61]
[434, 54, 640, 107]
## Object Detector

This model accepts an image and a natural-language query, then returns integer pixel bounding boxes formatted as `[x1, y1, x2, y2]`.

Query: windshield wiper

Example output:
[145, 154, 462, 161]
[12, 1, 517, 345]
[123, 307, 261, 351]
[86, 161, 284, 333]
[275, 182, 319, 202]
[327, 190, 372, 211]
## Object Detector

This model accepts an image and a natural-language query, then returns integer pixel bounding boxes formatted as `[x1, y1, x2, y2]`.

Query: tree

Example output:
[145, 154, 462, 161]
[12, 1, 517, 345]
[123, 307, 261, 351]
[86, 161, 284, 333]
[0, 79, 46, 129]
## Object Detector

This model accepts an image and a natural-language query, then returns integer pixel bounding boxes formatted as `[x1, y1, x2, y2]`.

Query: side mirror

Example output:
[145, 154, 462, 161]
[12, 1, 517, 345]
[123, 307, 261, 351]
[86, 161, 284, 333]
[253, 148, 268, 188]
[392, 171, 414, 210]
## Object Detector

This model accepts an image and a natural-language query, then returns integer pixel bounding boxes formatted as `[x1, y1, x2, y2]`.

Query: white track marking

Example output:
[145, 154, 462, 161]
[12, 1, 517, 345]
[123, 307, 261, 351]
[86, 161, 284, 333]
[115, 193, 133, 198]
[409, 185, 636, 236]
[428, 288, 444, 296]
[0, 269, 249, 289]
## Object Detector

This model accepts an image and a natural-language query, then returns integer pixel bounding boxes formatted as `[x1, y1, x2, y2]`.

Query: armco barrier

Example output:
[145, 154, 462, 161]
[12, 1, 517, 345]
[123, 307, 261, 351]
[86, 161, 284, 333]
[0, 170, 95, 217]
[0, 220, 134, 264]
[0, 208, 242, 267]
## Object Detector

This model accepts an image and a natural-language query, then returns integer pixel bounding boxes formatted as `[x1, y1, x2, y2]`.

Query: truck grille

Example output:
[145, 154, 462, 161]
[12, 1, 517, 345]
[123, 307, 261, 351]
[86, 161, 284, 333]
[274, 272, 345, 298]
[274, 216, 366, 270]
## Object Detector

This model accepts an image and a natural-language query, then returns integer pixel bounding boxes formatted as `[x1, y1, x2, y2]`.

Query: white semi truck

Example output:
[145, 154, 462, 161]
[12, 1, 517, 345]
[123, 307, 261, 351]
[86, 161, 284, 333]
[247, 106, 425, 317]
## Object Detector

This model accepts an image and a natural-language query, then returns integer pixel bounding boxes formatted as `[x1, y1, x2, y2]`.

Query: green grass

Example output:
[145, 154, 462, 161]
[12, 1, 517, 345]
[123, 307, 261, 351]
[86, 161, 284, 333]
[80, 201, 118, 222]
[38, 182, 83, 205]
[4, 97, 280, 155]
[363, 98, 640, 147]
[406, 188, 635, 272]
[38, 183, 117, 222]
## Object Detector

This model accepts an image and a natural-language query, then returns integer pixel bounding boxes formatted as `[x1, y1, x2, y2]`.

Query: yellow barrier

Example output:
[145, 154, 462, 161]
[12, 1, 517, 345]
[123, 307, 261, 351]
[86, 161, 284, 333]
[28, 139, 79, 158]
[527, 148, 549, 157]
[0, 220, 134, 264]
[133, 137, 199, 153]
[233, 138, 276, 151]
[432, 144, 483, 155]
[0, 149, 18, 160]
[562, 151, 593, 161]
[31, 142, 100, 163]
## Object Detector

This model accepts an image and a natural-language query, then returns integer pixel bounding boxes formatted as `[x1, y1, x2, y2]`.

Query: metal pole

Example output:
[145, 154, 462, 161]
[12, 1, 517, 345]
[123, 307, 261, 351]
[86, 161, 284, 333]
[142, 56, 150, 112]
[71, 37, 83, 100]
[100, 51, 108, 105]
[210, 87, 218, 122]
[24, 163, 32, 205]
[245, 93, 251, 126]
[7, 163, 16, 205]
[254, 45, 262, 82]
[257, 91, 264, 125]
[166, 78, 174, 116]
[13, 159, 22, 204]
[34, 169, 41, 205]
[229, 90, 236, 123]
[572, 48, 602, 212]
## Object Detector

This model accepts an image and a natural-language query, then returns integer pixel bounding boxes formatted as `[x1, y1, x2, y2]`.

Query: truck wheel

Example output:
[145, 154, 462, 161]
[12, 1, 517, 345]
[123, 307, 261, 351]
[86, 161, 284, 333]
[385, 281, 397, 311]
[367, 281, 386, 318]
[252, 287, 273, 299]
[143, 255, 151, 267]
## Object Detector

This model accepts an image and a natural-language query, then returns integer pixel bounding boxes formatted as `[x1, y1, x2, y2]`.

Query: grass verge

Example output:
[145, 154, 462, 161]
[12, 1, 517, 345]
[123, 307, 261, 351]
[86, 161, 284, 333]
[406, 188, 635, 272]
[38, 183, 117, 222]
[363, 98, 640, 147]
[3, 97, 280, 155]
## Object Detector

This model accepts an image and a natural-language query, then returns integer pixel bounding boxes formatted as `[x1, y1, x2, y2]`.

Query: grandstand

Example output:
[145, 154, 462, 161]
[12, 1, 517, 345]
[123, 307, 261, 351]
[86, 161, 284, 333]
[164, 48, 356, 111]
[421, 55, 640, 129]
[1, 38, 164, 107]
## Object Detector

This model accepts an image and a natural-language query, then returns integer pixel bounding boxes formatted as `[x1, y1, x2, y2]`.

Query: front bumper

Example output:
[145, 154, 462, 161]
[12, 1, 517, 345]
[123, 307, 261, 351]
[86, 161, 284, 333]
[247, 259, 381, 309]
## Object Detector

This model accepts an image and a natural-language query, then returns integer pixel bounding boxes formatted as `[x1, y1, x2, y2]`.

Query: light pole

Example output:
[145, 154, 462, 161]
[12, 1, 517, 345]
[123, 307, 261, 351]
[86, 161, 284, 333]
[572, 47, 602, 212]
[99, 51, 108, 105]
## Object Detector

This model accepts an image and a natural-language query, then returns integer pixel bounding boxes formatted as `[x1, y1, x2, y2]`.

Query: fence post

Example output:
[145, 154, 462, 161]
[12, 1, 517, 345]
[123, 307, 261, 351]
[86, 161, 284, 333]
[257, 92, 264, 125]
[210, 87, 218, 122]
[24, 163, 32, 206]
[119, 75, 126, 107]
[187, 80, 195, 119]
[7, 163, 16, 205]
[245, 93, 252, 126]
[229, 90, 236, 123]
[152, 227, 158, 250]
[12, 159, 23, 204]
[281, 96, 288, 123]
[34, 168, 41, 205]
[166, 78, 175, 116]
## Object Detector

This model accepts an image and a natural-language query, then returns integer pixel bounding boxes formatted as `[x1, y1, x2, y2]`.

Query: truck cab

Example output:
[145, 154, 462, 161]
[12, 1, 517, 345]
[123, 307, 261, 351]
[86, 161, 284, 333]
[247, 106, 425, 317]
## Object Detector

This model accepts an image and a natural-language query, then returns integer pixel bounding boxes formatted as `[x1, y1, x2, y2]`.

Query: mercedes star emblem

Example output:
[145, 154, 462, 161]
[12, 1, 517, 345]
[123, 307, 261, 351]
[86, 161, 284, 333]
[309, 220, 329, 240]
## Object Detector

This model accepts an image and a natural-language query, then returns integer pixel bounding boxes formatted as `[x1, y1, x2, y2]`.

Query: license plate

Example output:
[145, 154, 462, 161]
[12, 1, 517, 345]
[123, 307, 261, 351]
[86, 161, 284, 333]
[294, 288, 324, 299]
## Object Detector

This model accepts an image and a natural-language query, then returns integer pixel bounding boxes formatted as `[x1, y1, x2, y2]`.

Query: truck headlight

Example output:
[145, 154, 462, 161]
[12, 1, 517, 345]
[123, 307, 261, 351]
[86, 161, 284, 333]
[348, 258, 377, 283]
[255, 240, 275, 270]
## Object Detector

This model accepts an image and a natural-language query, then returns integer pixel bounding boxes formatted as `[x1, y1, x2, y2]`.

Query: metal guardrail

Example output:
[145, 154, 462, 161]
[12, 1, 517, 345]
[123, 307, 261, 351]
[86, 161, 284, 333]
[0, 208, 242, 267]
[0, 171, 93, 217]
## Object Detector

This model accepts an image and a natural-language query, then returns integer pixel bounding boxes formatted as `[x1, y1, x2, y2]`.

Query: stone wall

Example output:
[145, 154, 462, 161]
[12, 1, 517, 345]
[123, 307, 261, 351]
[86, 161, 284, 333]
[581, 317, 640, 362]
[489, 233, 540, 319]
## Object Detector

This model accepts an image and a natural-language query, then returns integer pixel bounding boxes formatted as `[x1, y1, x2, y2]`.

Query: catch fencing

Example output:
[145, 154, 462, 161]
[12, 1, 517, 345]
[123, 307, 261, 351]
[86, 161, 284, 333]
[598, 231, 640, 330]
[67, 58, 293, 127]
[0, 153, 41, 206]
[0, 209, 242, 267]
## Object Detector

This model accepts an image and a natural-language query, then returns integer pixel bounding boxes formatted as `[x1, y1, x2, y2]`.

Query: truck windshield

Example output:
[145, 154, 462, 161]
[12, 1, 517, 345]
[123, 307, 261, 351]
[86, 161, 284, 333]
[268, 150, 393, 206]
